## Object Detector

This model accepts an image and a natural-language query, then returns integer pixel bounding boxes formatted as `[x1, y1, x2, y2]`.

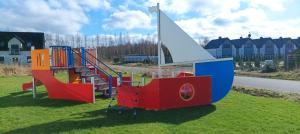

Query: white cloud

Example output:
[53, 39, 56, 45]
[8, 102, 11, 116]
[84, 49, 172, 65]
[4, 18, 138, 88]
[248, 0, 288, 12]
[1, 0, 299, 39]
[0, 0, 111, 34]
[145, 0, 289, 15]
[144, 0, 300, 39]
[78, 0, 111, 11]
[102, 10, 153, 30]
[175, 7, 300, 39]
[145, 0, 241, 15]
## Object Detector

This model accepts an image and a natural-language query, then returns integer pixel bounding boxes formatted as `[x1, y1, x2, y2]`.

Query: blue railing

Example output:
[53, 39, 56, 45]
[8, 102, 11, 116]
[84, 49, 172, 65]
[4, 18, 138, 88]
[49, 46, 120, 98]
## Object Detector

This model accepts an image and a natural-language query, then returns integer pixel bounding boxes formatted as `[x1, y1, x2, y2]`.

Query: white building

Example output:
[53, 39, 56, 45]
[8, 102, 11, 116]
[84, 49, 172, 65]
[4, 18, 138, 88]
[0, 32, 44, 65]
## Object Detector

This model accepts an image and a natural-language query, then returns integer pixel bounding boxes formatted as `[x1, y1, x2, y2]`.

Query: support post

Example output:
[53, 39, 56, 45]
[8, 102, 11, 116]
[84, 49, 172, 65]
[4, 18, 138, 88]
[108, 76, 112, 98]
[32, 77, 36, 99]
[82, 78, 86, 84]
[81, 47, 86, 66]
[66, 46, 73, 68]
[171, 72, 175, 77]
[49, 47, 53, 67]
[141, 77, 145, 86]
[152, 72, 155, 79]
[193, 62, 196, 75]
[131, 72, 134, 86]
[117, 72, 122, 86]
[31, 46, 36, 98]
[91, 77, 96, 103]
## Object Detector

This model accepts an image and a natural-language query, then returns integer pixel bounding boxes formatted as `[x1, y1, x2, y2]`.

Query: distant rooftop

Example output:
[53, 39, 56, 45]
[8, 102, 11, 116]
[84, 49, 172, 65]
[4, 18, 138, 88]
[205, 36, 300, 49]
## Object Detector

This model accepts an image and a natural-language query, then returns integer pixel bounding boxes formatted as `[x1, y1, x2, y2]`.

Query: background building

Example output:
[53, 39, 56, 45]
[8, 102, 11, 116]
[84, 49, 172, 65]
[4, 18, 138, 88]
[123, 54, 158, 64]
[0, 32, 44, 65]
[205, 36, 300, 60]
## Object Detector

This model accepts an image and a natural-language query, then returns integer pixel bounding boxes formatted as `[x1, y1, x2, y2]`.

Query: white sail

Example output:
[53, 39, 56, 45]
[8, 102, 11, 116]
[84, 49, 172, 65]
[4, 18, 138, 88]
[160, 47, 165, 64]
[159, 10, 215, 65]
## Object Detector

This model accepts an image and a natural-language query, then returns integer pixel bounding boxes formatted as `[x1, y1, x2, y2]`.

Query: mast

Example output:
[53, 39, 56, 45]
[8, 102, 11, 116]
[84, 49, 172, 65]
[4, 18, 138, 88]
[157, 3, 161, 76]
[149, 3, 162, 77]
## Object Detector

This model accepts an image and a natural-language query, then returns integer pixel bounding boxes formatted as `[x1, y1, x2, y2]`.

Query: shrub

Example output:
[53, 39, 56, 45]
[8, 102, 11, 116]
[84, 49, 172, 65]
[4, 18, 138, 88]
[254, 60, 261, 68]
[261, 60, 277, 73]
[113, 58, 120, 64]
[0, 64, 31, 76]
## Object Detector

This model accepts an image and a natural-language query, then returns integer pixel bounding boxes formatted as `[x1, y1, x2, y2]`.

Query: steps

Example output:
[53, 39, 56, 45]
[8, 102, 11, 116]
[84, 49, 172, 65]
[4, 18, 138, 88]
[74, 66, 112, 96]
[71, 48, 121, 98]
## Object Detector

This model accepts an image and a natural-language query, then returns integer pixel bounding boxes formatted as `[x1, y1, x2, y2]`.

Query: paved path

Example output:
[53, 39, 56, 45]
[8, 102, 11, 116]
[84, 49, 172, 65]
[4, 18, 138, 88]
[234, 76, 300, 93]
[110, 65, 300, 93]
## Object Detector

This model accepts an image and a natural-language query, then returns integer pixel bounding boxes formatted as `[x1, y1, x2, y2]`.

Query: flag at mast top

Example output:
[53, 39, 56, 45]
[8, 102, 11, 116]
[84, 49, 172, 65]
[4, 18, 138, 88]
[148, 3, 215, 66]
[148, 3, 159, 13]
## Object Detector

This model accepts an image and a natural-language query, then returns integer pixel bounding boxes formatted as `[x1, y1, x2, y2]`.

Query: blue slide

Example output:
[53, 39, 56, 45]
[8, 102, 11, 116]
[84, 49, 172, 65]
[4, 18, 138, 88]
[194, 59, 234, 103]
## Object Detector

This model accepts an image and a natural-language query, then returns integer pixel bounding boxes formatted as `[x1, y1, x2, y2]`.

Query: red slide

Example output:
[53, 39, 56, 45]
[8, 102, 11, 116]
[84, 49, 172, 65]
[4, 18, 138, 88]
[22, 82, 34, 91]
[31, 70, 94, 103]
[22, 81, 43, 91]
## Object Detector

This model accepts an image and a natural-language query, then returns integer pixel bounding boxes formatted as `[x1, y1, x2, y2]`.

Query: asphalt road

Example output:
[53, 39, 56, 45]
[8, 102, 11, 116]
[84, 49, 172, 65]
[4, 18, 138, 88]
[234, 76, 300, 93]
[111, 65, 300, 93]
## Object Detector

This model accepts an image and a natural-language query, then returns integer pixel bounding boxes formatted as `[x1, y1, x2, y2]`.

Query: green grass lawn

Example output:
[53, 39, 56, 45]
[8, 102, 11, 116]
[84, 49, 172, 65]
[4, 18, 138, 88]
[1, 75, 300, 134]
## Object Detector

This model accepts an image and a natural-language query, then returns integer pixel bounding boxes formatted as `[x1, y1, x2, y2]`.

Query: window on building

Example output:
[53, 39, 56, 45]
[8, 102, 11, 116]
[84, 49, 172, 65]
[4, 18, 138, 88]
[11, 44, 20, 55]
[0, 42, 7, 51]
[222, 43, 233, 57]
[0, 56, 4, 64]
[27, 42, 32, 48]
[27, 56, 31, 63]
[0, 42, 4, 47]
[285, 43, 294, 55]
[265, 43, 274, 59]
[12, 57, 18, 63]
[244, 43, 254, 59]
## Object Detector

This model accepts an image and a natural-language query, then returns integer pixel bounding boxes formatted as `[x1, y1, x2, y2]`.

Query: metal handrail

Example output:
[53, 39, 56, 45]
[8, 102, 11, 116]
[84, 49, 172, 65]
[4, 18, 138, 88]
[72, 48, 113, 97]
[72, 49, 112, 78]
[84, 49, 124, 89]
[84, 50, 120, 76]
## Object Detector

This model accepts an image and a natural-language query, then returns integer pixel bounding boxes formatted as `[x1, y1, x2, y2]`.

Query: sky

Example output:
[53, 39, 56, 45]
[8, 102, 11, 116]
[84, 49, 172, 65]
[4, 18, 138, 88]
[1, 0, 300, 40]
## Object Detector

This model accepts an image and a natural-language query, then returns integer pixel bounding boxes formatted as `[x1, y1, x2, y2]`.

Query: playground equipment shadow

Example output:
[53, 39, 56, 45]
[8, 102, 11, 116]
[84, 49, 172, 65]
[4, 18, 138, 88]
[4, 105, 216, 134]
[0, 91, 84, 108]
[1, 74, 217, 133]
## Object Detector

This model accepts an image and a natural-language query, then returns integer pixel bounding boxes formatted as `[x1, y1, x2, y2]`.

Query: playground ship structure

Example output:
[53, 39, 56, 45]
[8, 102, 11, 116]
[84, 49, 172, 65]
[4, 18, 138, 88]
[22, 3, 234, 110]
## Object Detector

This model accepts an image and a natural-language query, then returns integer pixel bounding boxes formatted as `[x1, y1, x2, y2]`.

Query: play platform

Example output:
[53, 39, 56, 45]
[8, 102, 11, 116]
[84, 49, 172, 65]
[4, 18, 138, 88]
[23, 46, 130, 103]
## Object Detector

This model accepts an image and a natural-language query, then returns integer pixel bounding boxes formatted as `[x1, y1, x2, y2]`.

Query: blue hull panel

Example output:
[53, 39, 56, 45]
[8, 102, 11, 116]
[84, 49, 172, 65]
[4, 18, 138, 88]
[194, 59, 234, 103]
